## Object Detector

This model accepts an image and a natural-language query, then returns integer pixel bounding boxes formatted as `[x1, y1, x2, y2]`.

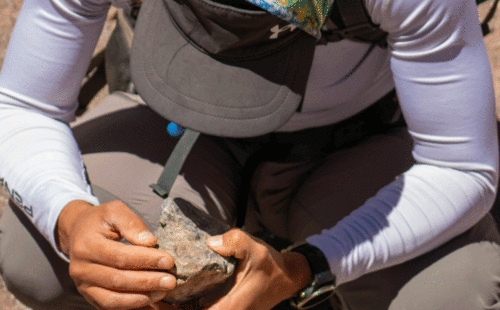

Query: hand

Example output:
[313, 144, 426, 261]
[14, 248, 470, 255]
[56, 200, 178, 310]
[206, 229, 311, 310]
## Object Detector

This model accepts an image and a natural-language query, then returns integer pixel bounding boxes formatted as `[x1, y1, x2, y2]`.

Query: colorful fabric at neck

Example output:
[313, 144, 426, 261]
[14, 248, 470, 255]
[246, 0, 335, 39]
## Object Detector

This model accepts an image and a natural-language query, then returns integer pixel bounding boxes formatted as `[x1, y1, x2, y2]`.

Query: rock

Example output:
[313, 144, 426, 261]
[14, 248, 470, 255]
[153, 197, 236, 305]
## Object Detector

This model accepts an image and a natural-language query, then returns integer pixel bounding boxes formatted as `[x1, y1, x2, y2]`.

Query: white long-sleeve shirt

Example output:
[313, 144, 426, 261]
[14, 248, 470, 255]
[0, 0, 497, 286]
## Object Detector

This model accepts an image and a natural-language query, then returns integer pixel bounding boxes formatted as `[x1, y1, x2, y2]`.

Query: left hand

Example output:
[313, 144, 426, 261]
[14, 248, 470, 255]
[206, 229, 312, 310]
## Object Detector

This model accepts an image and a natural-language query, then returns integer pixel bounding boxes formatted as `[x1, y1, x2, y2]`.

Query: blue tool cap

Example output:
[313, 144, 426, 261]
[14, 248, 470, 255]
[167, 122, 186, 137]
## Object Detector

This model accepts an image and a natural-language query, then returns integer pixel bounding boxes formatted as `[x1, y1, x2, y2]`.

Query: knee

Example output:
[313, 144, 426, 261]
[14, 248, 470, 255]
[0, 250, 65, 304]
[0, 207, 66, 305]
[389, 242, 500, 310]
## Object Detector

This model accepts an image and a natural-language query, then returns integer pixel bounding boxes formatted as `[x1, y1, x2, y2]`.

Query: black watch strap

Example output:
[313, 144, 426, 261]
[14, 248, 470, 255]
[285, 242, 336, 309]
[289, 243, 331, 278]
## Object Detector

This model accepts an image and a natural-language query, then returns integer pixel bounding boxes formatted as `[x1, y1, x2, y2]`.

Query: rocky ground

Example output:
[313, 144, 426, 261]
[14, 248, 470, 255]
[0, 1, 500, 309]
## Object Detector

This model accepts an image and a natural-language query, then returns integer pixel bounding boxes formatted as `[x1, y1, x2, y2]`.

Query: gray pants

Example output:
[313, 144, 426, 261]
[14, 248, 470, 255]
[2, 92, 500, 310]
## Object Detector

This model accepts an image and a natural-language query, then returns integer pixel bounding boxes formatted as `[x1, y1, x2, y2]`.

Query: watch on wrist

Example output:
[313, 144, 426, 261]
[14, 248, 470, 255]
[283, 242, 336, 309]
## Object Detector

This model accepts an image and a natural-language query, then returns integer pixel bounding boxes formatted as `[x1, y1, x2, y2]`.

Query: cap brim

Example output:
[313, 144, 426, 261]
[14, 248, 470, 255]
[131, 0, 316, 137]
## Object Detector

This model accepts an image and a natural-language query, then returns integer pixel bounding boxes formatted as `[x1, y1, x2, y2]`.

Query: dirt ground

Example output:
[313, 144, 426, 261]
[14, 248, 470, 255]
[0, 1, 500, 309]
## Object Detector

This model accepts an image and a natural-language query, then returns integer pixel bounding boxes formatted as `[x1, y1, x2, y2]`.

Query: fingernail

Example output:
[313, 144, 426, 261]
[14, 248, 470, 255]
[207, 235, 223, 247]
[137, 231, 154, 241]
[150, 290, 166, 303]
[160, 276, 173, 289]
[159, 257, 172, 269]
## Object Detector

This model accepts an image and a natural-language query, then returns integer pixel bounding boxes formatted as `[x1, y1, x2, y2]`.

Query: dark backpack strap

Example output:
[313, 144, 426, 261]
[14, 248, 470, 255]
[481, 0, 499, 36]
[321, 0, 387, 47]
[150, 128, 200, 198]
[323, 0, 498, 46]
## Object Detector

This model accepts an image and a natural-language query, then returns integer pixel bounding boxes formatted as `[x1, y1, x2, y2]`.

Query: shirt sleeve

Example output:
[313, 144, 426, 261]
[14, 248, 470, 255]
[307, 0, 499, 284]
[0, 0, 129, 260]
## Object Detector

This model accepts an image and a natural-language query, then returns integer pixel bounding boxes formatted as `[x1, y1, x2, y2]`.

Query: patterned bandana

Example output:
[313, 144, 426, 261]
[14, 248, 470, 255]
[246, 0, 335, 39]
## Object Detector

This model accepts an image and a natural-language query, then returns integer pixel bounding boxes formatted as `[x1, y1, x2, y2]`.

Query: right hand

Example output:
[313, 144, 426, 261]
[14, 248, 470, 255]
[56, 200, 178, 310]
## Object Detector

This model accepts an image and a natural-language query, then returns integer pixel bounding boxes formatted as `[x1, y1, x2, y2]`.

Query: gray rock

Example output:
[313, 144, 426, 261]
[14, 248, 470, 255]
[153, 197, 236, 305]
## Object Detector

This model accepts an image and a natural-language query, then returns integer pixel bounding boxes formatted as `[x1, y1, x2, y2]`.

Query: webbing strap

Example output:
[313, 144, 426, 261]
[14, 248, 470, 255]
[150, 129, 200, 198]
[335, 0, 371, 28]
[322, 0, 387, 46]
[324, 0, 498, 45]
[481, 0, 499, 36]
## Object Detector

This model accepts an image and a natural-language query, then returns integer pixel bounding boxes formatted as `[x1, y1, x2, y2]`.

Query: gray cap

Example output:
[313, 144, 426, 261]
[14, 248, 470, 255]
[131, 0, 316, 138]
